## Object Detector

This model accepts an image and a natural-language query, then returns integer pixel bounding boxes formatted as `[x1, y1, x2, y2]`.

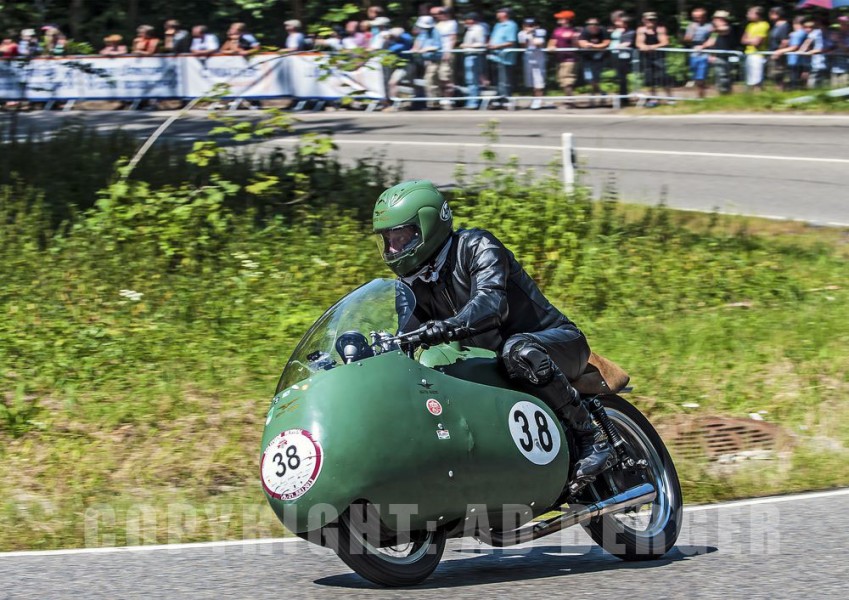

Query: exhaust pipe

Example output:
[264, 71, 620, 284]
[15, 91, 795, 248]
[481, 482, 656, 547]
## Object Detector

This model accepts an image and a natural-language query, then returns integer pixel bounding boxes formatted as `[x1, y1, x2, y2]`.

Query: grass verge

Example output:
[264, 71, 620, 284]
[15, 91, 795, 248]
[628, 88, 849, 114]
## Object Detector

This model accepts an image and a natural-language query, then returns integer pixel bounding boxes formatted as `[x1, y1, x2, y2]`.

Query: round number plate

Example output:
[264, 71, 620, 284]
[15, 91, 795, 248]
[261, 428, 324, 500]
[508, 401, 561, 465]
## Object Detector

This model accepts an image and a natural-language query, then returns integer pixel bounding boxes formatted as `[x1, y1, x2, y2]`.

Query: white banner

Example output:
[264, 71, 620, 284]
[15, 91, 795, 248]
[0, 53, 385, 101]
[181, 55, 288, 99]
[0, 56, 180, 100]
[286, 54, 386, 100]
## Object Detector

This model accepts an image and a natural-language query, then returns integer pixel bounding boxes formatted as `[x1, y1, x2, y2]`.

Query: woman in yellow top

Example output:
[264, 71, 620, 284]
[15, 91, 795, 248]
[742, 6, 770, 89]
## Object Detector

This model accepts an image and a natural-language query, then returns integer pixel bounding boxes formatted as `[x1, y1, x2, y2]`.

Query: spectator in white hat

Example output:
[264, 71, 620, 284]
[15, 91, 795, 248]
[18, 28, 41, 56]
[412, 15, 444, 108]
[369, 16, 391, 50]
[285, 19, 305, 51]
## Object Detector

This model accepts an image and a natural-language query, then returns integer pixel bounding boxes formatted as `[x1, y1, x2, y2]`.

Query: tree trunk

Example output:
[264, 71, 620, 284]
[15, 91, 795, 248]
[127, 0, 139, 32]
[69, 0, 84, 39]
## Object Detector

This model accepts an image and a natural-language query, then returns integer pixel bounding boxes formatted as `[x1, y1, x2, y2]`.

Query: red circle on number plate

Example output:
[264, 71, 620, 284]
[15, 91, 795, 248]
[426, 399, 443, 416]
[260, 428, 324, 501]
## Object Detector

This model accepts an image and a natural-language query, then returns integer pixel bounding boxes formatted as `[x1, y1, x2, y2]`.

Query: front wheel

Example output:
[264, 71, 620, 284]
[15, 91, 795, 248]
[583, 395, 683, 560]
[332, 502, 446, 586]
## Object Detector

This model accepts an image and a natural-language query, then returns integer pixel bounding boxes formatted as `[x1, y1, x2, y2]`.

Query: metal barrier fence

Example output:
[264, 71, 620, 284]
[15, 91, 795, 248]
[388, 46, 849, 110]
[385, 47, 747, 110]
[1, 47, 847, 112]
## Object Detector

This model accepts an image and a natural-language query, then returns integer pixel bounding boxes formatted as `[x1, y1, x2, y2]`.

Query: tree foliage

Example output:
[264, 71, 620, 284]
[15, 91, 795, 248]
[1, 0, 805, 50]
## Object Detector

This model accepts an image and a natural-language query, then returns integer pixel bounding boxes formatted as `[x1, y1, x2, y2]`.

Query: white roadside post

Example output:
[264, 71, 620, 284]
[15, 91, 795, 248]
[562, 132, 575, 193]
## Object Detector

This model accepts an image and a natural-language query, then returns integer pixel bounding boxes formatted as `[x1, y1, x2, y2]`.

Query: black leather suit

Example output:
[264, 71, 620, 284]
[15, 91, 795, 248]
[401, 229, 591, 405]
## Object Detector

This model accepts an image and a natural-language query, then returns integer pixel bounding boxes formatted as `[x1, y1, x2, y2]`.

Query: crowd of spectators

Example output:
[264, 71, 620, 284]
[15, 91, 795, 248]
[0, 19, 267, 59]
[374, 4, 849, 109]
[2, 4, 848, 110]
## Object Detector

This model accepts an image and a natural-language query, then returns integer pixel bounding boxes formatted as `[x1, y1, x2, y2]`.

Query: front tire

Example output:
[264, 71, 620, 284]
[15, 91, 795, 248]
[582, 395, 683, 560]
[333, 502, 446, 586]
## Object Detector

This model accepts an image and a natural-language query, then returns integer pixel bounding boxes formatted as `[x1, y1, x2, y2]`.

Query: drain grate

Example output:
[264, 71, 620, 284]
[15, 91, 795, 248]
[656, 415, 792, 461]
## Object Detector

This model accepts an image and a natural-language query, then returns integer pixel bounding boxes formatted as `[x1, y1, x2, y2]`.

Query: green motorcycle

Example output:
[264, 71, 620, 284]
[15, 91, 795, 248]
[261, 278, 682, 586]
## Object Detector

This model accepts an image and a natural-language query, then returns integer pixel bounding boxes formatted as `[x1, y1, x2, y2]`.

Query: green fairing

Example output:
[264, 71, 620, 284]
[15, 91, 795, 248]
[262, 349, 570, 534]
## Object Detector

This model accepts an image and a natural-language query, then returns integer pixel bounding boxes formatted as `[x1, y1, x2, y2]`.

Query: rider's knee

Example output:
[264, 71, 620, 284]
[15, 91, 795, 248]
[501, 336, 555, 386]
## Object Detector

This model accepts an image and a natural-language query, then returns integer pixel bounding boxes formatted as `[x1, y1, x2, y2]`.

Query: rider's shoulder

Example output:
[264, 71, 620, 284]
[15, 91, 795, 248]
[454, 227, 505, 247]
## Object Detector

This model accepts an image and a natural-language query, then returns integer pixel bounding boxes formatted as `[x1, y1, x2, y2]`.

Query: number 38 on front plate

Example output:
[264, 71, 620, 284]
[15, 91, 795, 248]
[260, 428, 324, 501]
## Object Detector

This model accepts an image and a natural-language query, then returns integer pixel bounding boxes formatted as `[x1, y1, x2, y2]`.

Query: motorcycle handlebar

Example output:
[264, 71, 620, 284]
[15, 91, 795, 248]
[388, 324, 465, 348]
[389, 325, 429, 346]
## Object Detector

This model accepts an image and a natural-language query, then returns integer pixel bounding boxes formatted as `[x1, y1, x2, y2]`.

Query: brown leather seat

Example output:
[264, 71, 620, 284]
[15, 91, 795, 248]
[571, 352, 630, 395]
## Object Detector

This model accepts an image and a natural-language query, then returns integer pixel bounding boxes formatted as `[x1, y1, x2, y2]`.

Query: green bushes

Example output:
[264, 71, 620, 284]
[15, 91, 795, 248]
[0, 124, 835, 427]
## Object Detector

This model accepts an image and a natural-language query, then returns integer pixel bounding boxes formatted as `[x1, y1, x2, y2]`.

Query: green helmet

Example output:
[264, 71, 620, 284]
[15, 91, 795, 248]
[372, 180, 453, 277]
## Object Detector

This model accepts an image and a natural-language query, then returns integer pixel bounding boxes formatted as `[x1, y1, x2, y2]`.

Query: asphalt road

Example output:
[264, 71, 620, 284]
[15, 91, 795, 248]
[2, 489, 848, 599]
[3, 111, 848, 225]
[286, 112, 849, 226]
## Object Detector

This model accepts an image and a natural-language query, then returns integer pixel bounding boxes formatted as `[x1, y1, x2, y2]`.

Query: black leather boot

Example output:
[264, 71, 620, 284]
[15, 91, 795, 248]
[546, 373, 617, 483]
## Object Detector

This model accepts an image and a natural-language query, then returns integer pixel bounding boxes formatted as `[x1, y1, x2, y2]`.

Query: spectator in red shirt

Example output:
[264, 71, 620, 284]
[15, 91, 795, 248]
[547, 10, 580, 102]
[132, 25, 160, 55]
[0, 35, 19, 58]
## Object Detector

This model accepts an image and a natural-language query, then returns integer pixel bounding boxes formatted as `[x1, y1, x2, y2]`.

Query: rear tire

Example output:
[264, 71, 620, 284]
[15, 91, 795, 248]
[582, 395, 683, 560]
[333, 502, 446, 586]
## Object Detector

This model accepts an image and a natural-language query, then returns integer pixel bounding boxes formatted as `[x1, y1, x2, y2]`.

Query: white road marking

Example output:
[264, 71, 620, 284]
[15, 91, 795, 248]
[2, 487, 847, 558]
[579, 146, 849, 164]
[271, 137, 849, 165]
[684, 487, 849, 512]
[287, 111, 849, 122]
[635, 205, 849, 228]
[0, 536, 302, 558]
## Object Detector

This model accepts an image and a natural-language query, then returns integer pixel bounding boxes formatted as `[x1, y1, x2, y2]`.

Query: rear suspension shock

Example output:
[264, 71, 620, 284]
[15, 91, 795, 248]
[586, 396, 637, 468]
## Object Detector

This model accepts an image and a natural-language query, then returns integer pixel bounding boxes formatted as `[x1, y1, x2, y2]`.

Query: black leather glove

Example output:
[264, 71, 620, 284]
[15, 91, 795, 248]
[419, 320, 456, 346]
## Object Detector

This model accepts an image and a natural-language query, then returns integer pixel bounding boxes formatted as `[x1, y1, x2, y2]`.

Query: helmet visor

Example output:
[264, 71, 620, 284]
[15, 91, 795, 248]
[376, 224, 422, 261]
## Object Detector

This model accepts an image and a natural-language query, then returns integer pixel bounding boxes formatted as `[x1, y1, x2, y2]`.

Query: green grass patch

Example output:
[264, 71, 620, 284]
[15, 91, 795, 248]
[1, 124, 848, 550]
[629, 87, 849, 114]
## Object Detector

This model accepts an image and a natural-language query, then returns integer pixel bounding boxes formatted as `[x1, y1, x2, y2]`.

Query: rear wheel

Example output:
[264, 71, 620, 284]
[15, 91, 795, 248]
[333, 502, 446, 587]
[582, 395, 683, 560]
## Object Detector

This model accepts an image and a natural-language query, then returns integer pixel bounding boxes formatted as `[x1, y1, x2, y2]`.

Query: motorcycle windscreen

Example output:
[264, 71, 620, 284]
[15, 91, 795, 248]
[276, 278, 416, 392]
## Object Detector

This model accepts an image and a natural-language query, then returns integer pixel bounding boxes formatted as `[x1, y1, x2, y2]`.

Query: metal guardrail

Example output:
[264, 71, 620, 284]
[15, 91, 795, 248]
[387, 46, 849, 110]
[2, 47, 848, 112]
[390, 47, 748, 109]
